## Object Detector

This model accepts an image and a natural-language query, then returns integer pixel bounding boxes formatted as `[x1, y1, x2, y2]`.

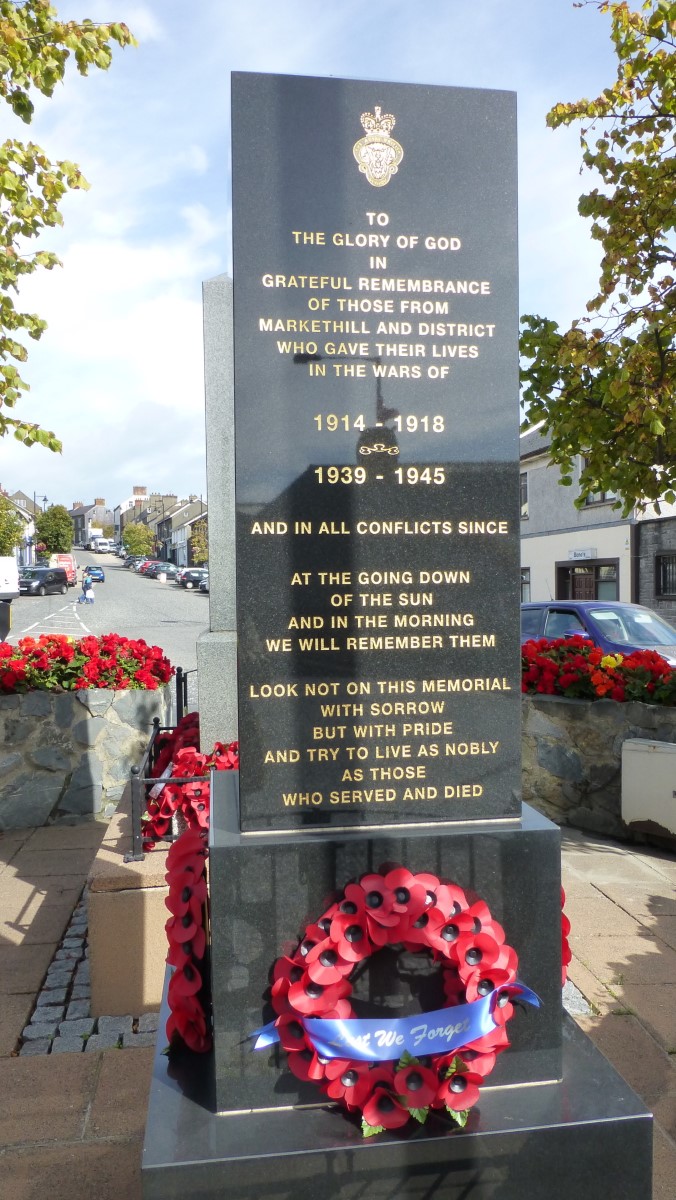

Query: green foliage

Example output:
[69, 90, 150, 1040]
[189, 518, 208, 565]
[446, 1106, 469, 1128]
[0, 492, 24, 553]
[0, 1, 135, 447]
[520, 1, 676, 512]
[34, 502, 72, 551]
[360, 1119, 385, 1138]
[122, 522, 154, 556]
[101, 523, 115, 538]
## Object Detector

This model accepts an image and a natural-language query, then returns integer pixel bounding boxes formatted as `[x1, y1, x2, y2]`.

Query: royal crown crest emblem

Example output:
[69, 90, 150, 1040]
[353, 106, 403, 187]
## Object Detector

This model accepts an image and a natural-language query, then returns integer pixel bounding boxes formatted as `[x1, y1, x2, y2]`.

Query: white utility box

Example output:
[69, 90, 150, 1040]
[621, 738, 676, 837]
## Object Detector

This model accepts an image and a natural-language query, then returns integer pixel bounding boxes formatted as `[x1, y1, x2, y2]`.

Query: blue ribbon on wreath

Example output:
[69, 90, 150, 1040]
[250, 982, 540, 1062]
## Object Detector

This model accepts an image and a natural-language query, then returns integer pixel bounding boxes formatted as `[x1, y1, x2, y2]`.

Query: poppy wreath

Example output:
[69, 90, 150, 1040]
[262, 866, 529, 1138]
[165, 827, 212, 1053]
[142, 711, 239, 849]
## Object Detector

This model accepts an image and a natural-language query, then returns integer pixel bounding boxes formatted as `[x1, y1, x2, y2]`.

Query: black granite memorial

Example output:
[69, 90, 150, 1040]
[142, 70, 652, 1199]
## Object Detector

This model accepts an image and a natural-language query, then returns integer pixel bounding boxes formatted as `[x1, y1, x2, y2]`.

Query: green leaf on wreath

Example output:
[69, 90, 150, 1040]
[361, 1119, 386, 1138]
[446, 1106, 469, 1128]
[443, 1055, 467, 1078]
[396, 1049, 420, 1070]
[408, 1106, 429, 1124]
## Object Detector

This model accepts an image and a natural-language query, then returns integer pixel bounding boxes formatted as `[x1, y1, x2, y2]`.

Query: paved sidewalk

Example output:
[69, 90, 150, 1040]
[0, 821, 674, 1198]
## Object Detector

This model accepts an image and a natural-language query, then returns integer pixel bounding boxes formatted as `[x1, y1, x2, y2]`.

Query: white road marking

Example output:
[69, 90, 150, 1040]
[10, 602, 92, 641]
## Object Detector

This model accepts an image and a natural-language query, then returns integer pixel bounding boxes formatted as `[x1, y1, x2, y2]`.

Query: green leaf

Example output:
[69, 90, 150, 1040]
[446, 1107, 469, 1128]
[396, 1050, 420, 1070]
[361, 1120, 386, 1138]
[407, 1106, 429, 1125]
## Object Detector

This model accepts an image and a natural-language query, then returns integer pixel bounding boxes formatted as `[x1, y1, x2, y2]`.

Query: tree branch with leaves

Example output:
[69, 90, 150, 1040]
[0, 0, 134, 449]
[520, 0, 676, 513]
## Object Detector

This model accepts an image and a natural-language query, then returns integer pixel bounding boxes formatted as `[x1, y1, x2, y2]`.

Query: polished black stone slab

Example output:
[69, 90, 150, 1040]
[142, 1005, 652, 1200]
[231, 73, 521, 831]
[209, 773, 563, 1114]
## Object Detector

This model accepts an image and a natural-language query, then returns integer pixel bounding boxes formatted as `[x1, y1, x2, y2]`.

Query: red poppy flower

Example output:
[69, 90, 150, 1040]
[344, 878, 400, 928]
[166, 997, 211, 1053]
[164, 872, 207, 921]
[275, 1014, 309, 1052]
[287, 1047, 328, 1083]
[166, 923, 206, 966]
[427, 910, 483, 958]
[393, 1062, 438, 1108]
[288, 975, 351, 1015]
[464, 967, 516, 1003]
[305, 938, 354, 985]
[383, 867, 428, 921]
[168, 960, 203, 1000]
[362, 1085, 410, 1130]
[455, 932, 500, 982]
[437, 1070, 482, 1112]
[329, 912, 374, 961]
[325, 1063, 393, 1109]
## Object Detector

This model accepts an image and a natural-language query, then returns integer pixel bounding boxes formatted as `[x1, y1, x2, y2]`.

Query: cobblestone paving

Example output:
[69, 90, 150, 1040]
[18, 892, 161, 1055]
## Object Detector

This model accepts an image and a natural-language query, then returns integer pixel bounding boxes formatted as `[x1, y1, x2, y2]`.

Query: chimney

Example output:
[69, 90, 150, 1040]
[94, 498, 105, 506]
[72, 501, 83, 509]
[133, 486, 147, 496]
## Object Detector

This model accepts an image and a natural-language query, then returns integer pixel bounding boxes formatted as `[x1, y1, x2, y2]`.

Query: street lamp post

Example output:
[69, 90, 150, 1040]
[32, 494, 48, 563]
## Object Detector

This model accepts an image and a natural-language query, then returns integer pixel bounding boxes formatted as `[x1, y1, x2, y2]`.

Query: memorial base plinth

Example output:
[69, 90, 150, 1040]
[142, 1001, 652, 1200]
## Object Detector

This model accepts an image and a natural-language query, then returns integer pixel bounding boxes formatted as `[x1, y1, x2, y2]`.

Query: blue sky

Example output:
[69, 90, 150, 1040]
[2, 0, 617, 511]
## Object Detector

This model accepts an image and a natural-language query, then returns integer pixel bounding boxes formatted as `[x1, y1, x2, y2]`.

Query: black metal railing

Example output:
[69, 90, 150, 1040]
[125, 665, 199, 861]
[175, 665, 197, 722]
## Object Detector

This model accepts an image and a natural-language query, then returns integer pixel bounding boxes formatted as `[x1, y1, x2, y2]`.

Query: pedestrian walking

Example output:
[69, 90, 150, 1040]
[84, 579, 95, 604]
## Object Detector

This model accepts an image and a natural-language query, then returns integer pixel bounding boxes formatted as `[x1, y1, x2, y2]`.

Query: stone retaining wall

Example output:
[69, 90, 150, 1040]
[522, 693, 676, 840]
[0, 686, 171, 829]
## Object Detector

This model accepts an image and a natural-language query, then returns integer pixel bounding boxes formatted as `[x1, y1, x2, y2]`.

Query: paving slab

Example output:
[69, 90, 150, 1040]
[0, 1136, 144, 1200]
[618, 982, 676, 1052]
[0, 993, 32, 1057]
[563, 894, 644, 939]
[86, 1046, 154, 1138]
[594, 882, 676, 919]
[572, 932, 676, 986]
[653, 1125, 676, 1200]
[51, 1036, 86, 1054]
[576, 1013, 676, 1106]
[0, 874, 84, 908]
[0, 942, 55, 995]
[0, 1053, 99, 1145]
[27, 823, 106, 851]
[0, 896, 77, 947]
[9, 847, 100, 878]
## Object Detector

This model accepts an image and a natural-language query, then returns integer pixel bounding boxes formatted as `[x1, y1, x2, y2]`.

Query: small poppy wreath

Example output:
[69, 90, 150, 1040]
[165, 827, 212, 1053]
[265, 866, 524, 1137]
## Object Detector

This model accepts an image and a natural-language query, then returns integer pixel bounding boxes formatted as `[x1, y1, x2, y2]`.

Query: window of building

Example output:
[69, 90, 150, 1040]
[656, 555, 676, 598]
[521, 567, 531, 603]
[556, 561, 618, 601]
[520, 472, 528, 520]
[581, 458, 617, 506]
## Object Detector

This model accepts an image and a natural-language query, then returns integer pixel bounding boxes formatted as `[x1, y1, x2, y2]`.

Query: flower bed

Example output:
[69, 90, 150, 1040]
[0, 632, 173, 692]
[0, 633, 173, 829]
[522, 636, 676, 704]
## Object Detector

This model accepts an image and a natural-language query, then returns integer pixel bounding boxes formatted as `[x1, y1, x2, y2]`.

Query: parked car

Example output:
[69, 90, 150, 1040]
[19, 566, 69, 597]
[179, 567, 208, 589]
[521, 601, 676, 666]
[146, 562, 179, 579]
[86, 564, 105, 583]
[198, 575, 209, 594]
[138, 560, 163, 575]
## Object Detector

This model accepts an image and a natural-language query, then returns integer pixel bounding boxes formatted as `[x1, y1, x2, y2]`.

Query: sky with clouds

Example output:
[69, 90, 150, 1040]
[2, 0, 618, 512]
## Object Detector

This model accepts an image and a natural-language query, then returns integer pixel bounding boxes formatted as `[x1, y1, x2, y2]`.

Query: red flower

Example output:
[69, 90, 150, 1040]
[362, 1085, 410, 1130]
[437, 1070, 482, 1112]
[329, 911, 374, 961]
[305, 938, 354, 985]
[288, 974, 351, 1015]
[393, 1062, 438, 1108]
